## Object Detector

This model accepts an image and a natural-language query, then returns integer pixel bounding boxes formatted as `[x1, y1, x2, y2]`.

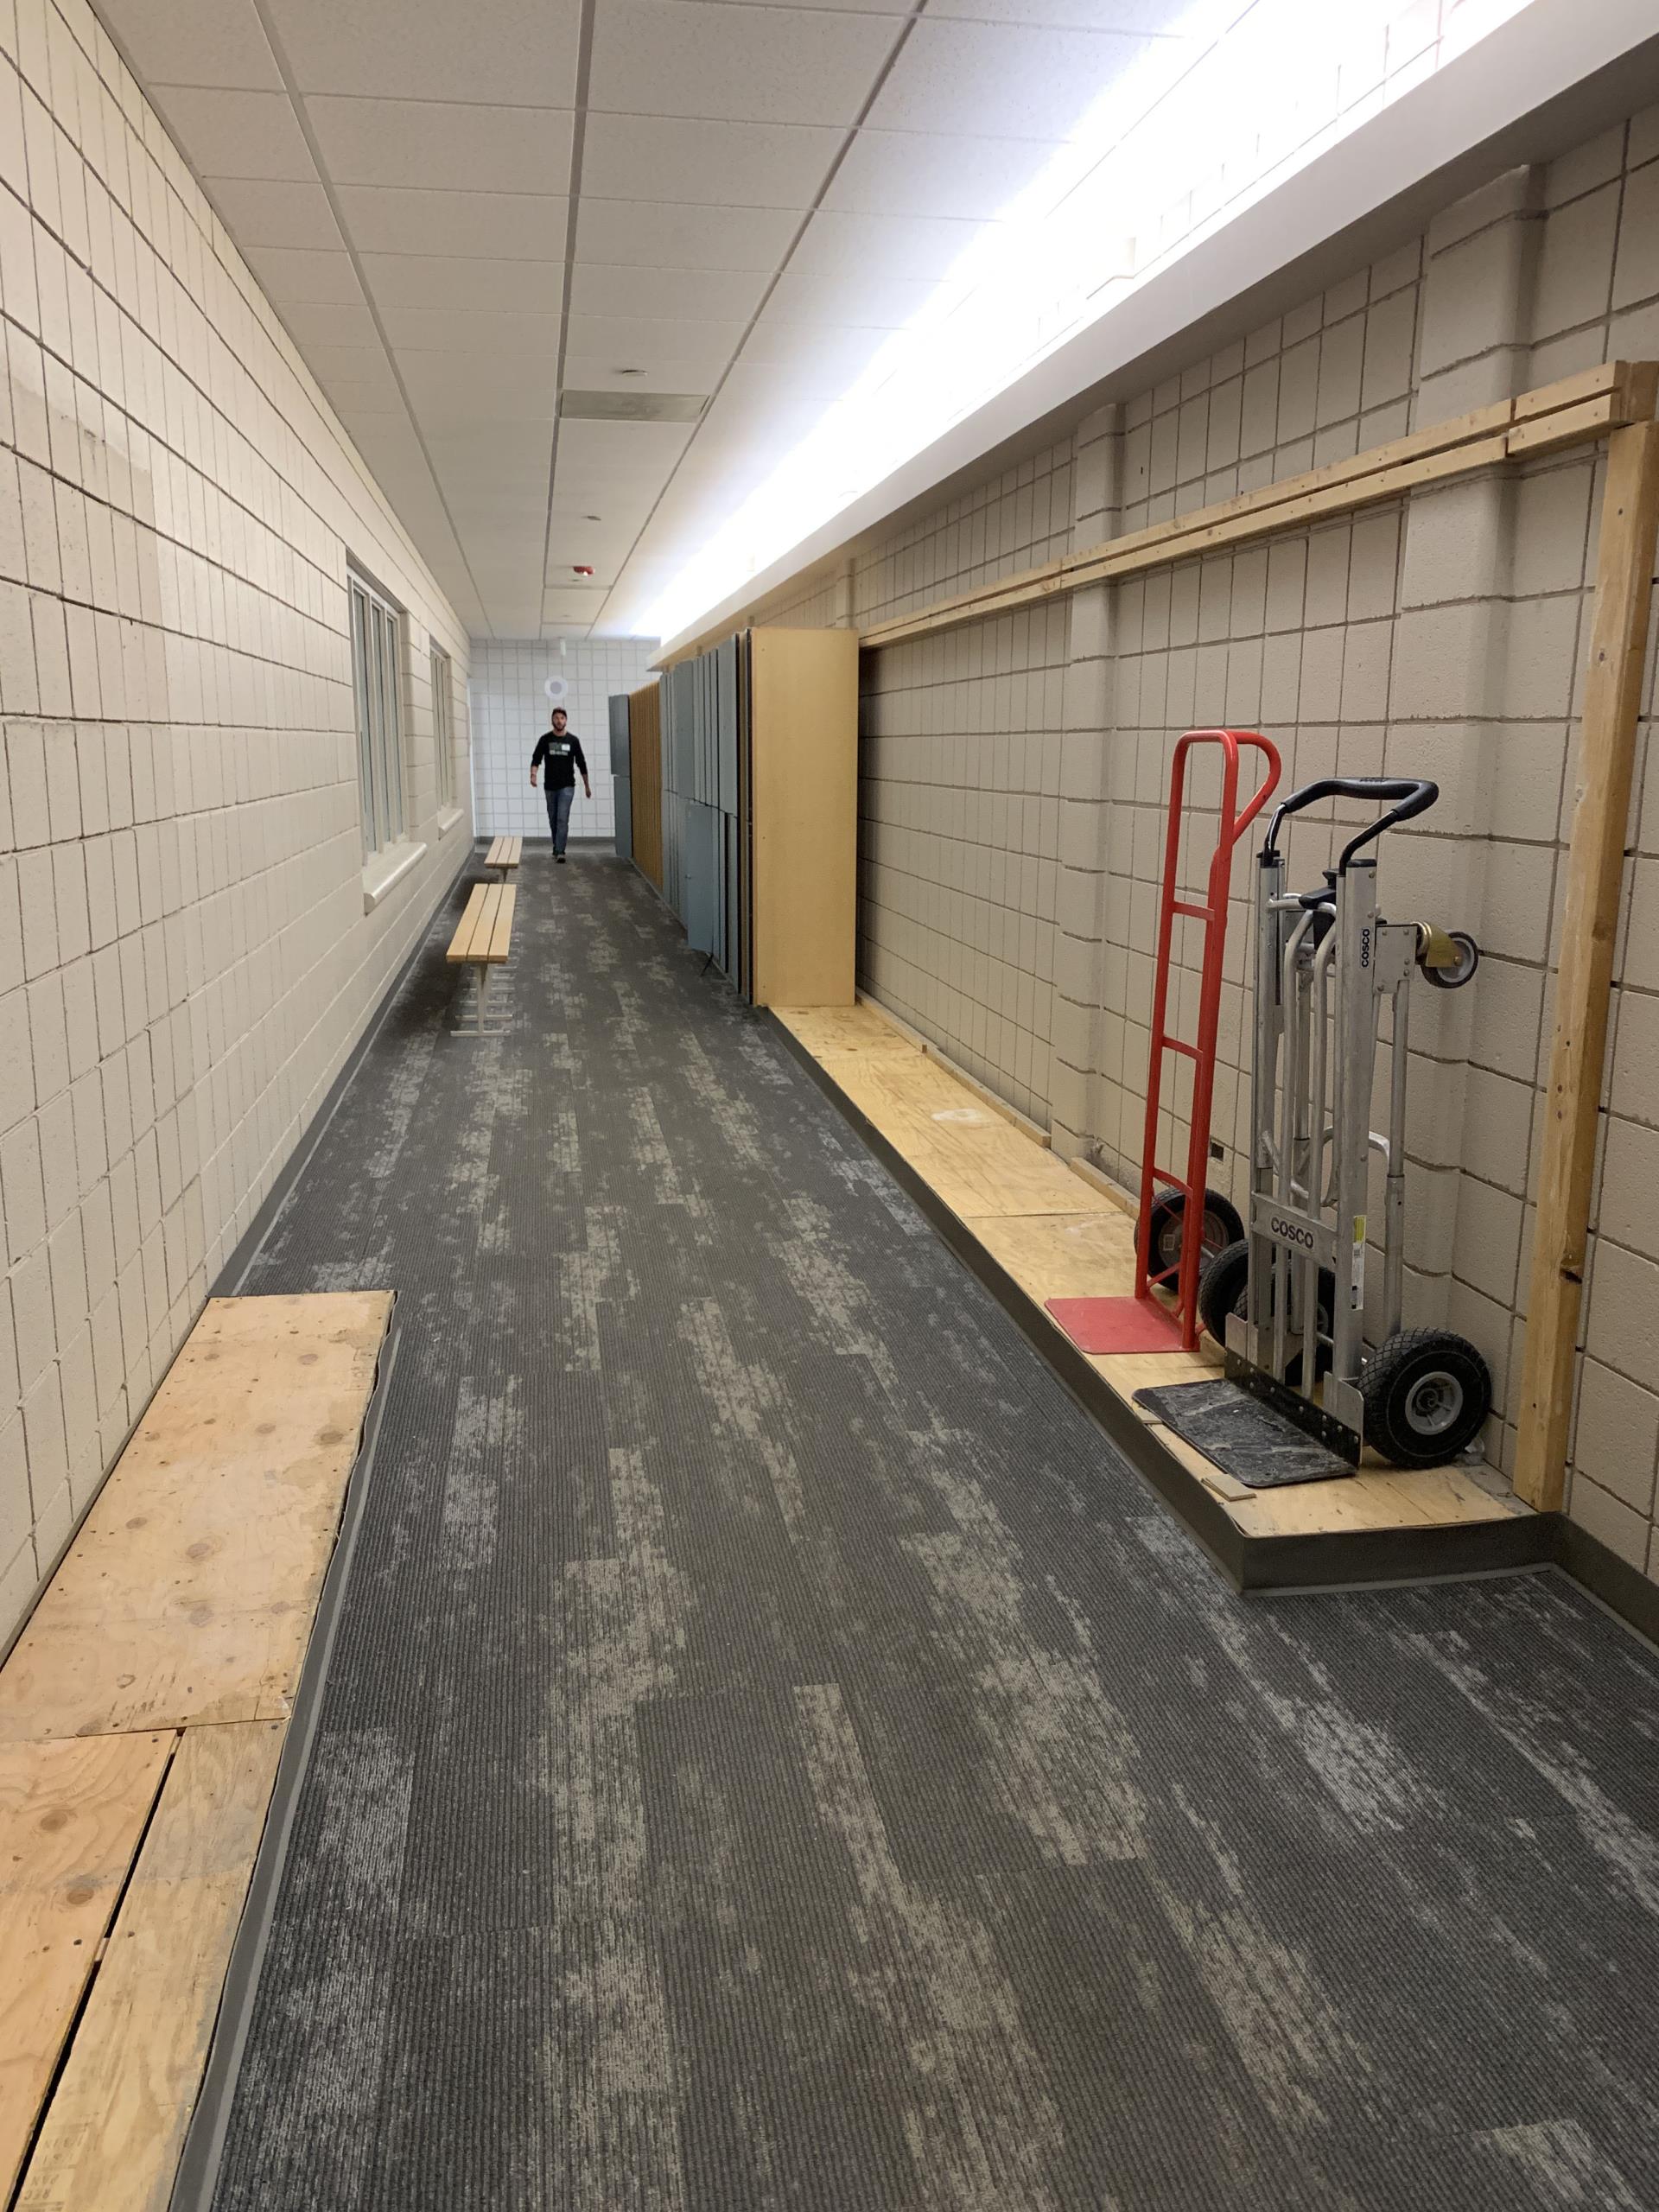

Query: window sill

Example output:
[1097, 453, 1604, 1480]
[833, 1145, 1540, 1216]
[361, 840, 428, 912]
[436, 805, 465, 834]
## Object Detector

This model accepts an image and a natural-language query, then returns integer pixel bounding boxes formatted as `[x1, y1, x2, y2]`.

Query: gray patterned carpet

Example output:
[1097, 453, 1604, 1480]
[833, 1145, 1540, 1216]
[213, 849, 1659, 2212]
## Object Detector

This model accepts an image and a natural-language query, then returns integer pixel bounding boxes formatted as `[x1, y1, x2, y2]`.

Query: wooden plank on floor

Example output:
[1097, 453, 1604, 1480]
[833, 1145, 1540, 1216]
[447, 882, 489, 961]
[815, 1050, 1113, 1218]
[486, 883, 516, 961]
[773, 1002, 916, 1059]
[0, 1292, 392, 1744]
[0, 1732, 176, 2201]
[964, 1211, 1139, 1303]
[15, 1720, 283, 2212]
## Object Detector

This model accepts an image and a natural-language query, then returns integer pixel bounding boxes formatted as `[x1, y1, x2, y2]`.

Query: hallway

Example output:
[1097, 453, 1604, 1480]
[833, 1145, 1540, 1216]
[213, 853, 1659, 2212]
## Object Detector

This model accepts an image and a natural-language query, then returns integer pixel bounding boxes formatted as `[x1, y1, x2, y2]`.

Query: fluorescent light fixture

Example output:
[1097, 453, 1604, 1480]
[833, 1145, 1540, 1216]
[640, 0, 1535, 643]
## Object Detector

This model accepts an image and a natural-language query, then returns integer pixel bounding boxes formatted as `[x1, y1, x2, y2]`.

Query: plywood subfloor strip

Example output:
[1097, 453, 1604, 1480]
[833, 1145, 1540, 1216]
[15, 1721, 284, 2212]
[777, 1006, 1523, 1541]
[0, 1291, 391, 2212]
[0, 1732, 176, 2200]
[0, 1293, 392, 1745]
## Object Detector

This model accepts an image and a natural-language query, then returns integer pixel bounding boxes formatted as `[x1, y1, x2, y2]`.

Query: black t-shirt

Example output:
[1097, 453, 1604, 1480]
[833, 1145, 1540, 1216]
[531, 728, 587, 790]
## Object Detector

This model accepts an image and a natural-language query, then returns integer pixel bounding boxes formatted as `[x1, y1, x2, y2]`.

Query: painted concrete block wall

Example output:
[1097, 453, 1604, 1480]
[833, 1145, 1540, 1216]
[468, 639, 658, 844]
[0, 0, 474, 1642]
[765, 98, 1659, 1577]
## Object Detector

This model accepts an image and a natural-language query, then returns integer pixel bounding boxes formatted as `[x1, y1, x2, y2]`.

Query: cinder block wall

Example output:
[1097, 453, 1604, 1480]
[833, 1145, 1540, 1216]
[764, 98, 1659, 1582]
[468, 639, 658, 843]
[0, 0, 474, 1640]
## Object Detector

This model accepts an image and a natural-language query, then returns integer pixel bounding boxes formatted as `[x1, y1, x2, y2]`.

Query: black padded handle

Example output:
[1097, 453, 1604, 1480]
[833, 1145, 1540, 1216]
[1264, 777, 1437, 871]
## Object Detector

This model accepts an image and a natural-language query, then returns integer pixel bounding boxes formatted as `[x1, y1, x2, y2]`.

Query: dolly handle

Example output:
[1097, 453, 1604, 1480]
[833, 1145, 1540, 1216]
[1263, 776, 1437, 868]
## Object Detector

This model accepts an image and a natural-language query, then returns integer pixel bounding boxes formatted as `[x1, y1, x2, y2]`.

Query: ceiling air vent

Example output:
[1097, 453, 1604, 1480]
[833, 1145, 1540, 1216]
[559, 391, 706, 423]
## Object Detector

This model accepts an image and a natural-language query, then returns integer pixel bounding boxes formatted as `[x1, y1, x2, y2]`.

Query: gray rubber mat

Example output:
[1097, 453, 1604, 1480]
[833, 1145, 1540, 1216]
[210, 850, 1659, 2212]
[1135, 1378, 1354, 1485]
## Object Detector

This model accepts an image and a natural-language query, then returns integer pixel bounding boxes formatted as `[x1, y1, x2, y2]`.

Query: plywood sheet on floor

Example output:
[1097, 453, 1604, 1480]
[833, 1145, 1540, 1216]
[810, 1048, 1111, 1219]
[785, 1001, 1527, 1542]
[15, 1721, 283, 2212]
[0, 1292, 392, 1744]
[0, 1732, 175, 2199]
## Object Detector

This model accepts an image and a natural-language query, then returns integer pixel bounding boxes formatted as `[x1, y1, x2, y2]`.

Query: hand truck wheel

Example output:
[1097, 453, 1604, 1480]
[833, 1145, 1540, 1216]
[1198, 1238, 1335, 1383]
[1360, 1327, 1491, 1466]
[1145, 1188, 1244, 1289]
[1422, 930, 1480, 990]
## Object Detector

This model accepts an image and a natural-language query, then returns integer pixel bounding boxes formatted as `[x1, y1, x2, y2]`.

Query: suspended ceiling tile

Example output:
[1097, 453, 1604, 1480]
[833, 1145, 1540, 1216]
[144, 86, 317, 180]
[276, 296, 381, 347]
[736, 315, 900, 389]
[574, 197, 802, 271]
[565, 311, 744, 374]
[360, 252, 563, 314]
[759, 266, 943, 328]
[204, 176, 344, 251]
[559, 354, 726, 397]
[378, 304, 564, 353]
[865, 20, 1156, 142]
[823, 124, 1059, 218]
[306, 97, 575, 192]
[397, 350, 561, 413]
[589, 0, 900, 127]
[96, 0, 283, 90]
[244, 245, 366, 304]
[581, 114, 841, 208]
[926, 0, 1196, 24]
[786, 207, 995, 283]
[336, 186, 569, 260]
[569, 262, 769, 324]
[305, 343, 404, 396]
[265, 0, 581, 105]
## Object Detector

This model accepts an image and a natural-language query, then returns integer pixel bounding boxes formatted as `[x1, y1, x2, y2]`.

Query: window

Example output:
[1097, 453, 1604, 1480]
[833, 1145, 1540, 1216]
[349, 569, 406, 855]
[431, 645, 454, 810]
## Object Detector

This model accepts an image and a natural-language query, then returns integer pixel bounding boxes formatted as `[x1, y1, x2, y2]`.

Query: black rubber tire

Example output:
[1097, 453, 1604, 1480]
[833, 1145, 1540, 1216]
[1146, 1188, 1245, 1287]
[1196, 1238, 1334, 1380]
[1423, 929, 1480, 989]
[1361, 1327, 1491, 1467]
[1198, 1237, 1250, 1347]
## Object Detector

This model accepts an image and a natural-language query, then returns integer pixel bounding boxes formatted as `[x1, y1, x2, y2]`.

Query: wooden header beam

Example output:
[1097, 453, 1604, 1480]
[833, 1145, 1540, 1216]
[857, 360, 1656, 652]
[1515, 415, 1659, 1512]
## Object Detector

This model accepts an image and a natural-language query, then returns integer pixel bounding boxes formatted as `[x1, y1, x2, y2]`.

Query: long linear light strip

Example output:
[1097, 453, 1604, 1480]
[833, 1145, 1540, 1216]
[640, 0, 1535, 644]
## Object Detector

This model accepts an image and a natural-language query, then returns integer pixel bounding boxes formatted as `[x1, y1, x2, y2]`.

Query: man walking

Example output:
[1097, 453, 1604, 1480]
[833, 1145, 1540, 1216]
[529, 708, 592, 861]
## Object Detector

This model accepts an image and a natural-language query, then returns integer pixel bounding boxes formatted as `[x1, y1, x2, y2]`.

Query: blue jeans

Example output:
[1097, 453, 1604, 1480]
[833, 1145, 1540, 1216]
[546, 783, 575, 855]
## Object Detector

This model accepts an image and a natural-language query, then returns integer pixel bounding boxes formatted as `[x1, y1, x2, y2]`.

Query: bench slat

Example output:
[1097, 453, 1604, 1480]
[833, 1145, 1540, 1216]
[447, 884, 487, 962]
[484, 836, 502, 868]
[486, 885, 516, 962]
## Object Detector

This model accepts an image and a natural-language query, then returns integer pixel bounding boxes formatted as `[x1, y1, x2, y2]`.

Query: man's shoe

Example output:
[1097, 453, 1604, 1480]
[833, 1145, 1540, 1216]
[556, 853, 566, 862]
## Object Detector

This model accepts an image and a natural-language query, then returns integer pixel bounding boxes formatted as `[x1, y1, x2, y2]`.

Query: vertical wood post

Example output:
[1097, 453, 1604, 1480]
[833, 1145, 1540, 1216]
[1515, 417, 1659, 1510]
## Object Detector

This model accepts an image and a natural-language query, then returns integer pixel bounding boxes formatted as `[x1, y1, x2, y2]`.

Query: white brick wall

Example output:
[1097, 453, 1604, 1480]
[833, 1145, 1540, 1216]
[469, 639, 658, 843]
[0, 0, 472, 1642]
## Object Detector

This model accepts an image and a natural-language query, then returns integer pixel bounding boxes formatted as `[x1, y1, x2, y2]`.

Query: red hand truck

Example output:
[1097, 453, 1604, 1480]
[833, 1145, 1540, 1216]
[1134, 728, 1281, 1347]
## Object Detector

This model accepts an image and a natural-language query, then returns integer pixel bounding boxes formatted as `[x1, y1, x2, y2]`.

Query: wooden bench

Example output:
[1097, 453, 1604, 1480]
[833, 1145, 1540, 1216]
[484, 834, 521, 879]
[447, 880, 516, 1033]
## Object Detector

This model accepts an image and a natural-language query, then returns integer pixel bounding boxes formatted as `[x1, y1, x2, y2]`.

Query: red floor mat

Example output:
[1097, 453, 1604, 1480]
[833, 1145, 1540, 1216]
[1045, 1294, 1189, 1353]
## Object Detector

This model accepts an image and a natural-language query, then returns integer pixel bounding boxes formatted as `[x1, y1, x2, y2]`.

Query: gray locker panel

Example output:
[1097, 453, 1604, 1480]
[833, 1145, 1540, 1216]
[613, 779, 632, 862]
[607, 692, 630, 777]
[669, 661, 696, 795]
[715, 635, 739, 816]
[683, 799, 721, 957]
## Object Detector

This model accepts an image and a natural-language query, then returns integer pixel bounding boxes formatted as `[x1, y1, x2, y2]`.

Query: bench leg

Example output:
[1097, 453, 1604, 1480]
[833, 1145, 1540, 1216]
[455, 962, 510, 1036]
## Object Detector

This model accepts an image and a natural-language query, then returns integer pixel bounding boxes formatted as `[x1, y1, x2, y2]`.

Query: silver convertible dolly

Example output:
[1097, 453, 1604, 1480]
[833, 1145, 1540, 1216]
[1198, 776, 1493, 1469]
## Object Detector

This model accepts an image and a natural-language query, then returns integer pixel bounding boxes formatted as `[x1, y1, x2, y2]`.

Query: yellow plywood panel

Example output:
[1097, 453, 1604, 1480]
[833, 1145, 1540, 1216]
[0, 1732, 175, 2200]
[749, 628, 859, 1008]
[16, 1721, 283, 2212]
[0, 1293, 391, 1744]
[814, 1049, 1113, 1219]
